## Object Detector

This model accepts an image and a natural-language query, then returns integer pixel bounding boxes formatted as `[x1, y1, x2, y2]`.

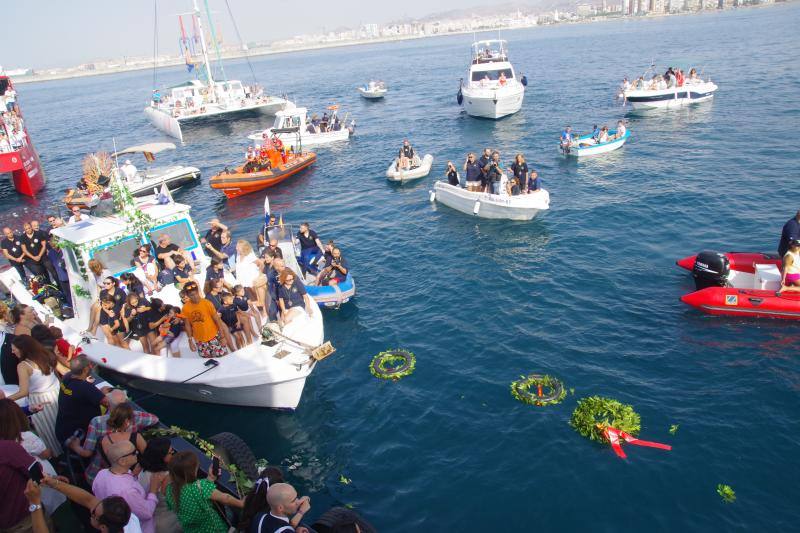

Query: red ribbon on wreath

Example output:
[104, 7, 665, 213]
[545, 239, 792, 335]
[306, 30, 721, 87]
[599, 425, 672, 459]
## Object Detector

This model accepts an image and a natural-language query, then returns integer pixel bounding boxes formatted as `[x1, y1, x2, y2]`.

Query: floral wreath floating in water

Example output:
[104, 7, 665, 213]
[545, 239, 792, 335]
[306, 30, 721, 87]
[510, 374, 566, 406]
[570, 396, 672, 459]
[370, 349, 416, 380]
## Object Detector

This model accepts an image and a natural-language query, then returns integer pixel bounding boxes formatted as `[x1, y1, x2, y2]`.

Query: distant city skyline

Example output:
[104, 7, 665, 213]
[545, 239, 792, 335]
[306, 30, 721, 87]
[0, 0, 499, 69]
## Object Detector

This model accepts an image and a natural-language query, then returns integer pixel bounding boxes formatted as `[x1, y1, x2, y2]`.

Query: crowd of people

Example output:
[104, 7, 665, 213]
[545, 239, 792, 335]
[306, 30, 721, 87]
[1, 211, 347, 360]
[0, 84, 27, 153]
[444, 146, 542, 195]
[622, 66, 704, 92]
[0, 349, 371, 532]
[243, 134, 288, 174]
[559, 121, 627, 150]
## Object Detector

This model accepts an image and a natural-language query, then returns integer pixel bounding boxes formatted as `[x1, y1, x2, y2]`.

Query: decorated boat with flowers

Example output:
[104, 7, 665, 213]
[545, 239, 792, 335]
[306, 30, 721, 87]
[1, 171, 333, 409]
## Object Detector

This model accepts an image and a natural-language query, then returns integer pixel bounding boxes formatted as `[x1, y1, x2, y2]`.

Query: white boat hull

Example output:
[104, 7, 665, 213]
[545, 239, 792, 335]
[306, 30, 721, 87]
[0, 267, 324, 410]
[461, 82, 524, 119]
[623, 82, 717, 110]
[145, 97, 294, 141]
[248, 127, 350, 150]
[127, 165, 201, 196]
[562, 130, 630, 157]
[431, 181, 549, 221]
[386, 154, 434, 182]
[358, 87, 387, 99]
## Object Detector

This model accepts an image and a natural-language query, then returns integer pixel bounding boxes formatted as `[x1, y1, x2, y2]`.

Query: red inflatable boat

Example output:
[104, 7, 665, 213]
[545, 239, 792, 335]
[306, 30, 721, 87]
[677, 251, 800, 320]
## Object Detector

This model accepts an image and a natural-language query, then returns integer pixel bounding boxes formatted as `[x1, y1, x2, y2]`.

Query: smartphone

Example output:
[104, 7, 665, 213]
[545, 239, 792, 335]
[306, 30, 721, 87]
[211, 456, 221, 477]
[28, 461, 43, 484]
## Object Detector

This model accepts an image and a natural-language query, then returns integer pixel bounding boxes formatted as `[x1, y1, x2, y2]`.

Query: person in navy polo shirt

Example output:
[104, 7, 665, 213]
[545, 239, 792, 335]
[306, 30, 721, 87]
[55, 355, 109, 443]
[1, 226, 26, 281]
[778, 210, 800, 257]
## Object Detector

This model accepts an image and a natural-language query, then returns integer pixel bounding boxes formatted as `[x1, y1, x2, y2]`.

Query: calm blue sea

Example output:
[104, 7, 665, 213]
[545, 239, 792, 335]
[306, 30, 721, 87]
[4, 4, 800, 530]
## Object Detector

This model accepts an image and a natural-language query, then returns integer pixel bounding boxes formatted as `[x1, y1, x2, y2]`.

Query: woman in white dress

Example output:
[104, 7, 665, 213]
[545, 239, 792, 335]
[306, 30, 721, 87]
[235, 240, 267, 318]
[7, 335, 62, 456]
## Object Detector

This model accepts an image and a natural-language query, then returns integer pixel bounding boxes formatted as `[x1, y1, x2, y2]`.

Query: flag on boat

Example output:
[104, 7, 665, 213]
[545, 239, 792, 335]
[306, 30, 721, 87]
[157, 182, 173, 204]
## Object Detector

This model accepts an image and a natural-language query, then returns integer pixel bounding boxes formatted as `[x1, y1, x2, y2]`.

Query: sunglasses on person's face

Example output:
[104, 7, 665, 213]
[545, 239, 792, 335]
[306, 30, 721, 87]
[104, 281, 113, 286]
[121, 449, 139, 459]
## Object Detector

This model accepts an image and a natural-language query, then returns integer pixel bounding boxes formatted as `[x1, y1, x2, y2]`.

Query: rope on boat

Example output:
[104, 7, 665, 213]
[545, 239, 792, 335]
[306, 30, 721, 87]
[223, 0, 258, 86]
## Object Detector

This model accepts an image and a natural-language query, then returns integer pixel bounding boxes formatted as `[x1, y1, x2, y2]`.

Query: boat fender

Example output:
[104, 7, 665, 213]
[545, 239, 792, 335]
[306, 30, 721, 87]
[429, 190, 436, 203]
[208, 432, 260, 481]
[521, 75, 528, 87]
[457, 89, 463, 105]
[473, 200, 481, 215]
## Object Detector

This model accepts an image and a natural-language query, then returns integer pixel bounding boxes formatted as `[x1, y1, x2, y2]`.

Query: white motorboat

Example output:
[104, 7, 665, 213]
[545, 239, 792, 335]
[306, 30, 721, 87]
[247, 106, 354, 150]
[144, 0, 292, 142]
[457, 40, 526, 119]
[386, 154, 434, 182]
[622, 68, 717, 110]
[430, 182, 550, 221]
[561, 129, 630, 157]
[114, 142, 200, 196]
[358, 81, 387, 99]
[0, 181, 331, 409]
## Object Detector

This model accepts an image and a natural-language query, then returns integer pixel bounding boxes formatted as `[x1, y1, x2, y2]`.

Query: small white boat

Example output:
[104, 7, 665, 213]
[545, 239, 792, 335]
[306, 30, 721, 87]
[622, 71, 717, 111]
[1, 182, 331, 409]
[114, 142, 200, 196]
[561, 129, 630, 157]
[247, 106, 353, 150]
[430, 181, 550, 221]
[358, 81, 387, 99]
[458, 39, 525, 119]
[386, 154, 434, 182]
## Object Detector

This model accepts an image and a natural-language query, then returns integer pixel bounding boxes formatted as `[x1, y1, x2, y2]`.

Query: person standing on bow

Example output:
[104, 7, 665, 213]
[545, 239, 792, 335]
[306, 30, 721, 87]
[296, 223, 324, 276]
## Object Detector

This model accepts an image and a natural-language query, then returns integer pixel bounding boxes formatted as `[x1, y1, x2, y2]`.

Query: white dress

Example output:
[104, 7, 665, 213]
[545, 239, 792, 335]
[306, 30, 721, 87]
[22, 361, 62, 455]
[20, 431, 67, 515]
[235, 252, 261, 288]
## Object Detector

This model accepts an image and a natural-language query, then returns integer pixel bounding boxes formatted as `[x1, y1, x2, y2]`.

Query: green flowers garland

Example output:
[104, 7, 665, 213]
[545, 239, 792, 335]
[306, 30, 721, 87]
[570, 396, 641, 442]
[510, 374, 566, 406]
[143, 425, 260, 497]
[370, 349, 416, 380]
[72, 284, 91, 299]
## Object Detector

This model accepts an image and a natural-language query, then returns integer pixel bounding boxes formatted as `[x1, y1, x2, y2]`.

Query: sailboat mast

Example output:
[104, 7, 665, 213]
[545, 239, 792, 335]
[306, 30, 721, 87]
[191, 0, 216, 101]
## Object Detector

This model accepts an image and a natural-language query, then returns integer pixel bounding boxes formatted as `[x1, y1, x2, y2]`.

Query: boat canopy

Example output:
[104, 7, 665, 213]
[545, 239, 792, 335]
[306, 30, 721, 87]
[114, 142, 177, 157]
[471, 40, 509, 63]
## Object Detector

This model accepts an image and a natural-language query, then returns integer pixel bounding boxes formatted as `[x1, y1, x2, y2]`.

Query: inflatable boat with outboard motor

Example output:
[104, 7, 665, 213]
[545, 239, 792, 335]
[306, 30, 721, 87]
[262, 196, 355, 308]
[676, 250, 800, 319]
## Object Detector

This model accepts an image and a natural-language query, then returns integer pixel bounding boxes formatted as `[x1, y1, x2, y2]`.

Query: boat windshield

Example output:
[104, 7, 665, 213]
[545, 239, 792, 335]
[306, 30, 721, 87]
[91, 236, 142, 276]
[148, 219, 197, 251]
[471, 68, 514, 82]
[279, 115, 302, 129]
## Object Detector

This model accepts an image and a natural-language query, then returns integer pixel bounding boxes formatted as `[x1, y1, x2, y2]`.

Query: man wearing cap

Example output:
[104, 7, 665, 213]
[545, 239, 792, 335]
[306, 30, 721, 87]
[182, 281, 235, 357]
[778, 210, 800, 257]
[120, 159, 138, 182]
[202, 218, 228, 255]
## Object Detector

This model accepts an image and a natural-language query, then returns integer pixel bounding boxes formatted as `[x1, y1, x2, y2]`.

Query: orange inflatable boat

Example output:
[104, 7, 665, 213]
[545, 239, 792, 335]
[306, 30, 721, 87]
[210, 151, 316, 199]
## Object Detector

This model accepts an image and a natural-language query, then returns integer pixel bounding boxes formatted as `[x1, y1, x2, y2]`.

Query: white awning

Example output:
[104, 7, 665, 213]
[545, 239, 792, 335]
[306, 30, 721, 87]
[114, 142, 176, 157]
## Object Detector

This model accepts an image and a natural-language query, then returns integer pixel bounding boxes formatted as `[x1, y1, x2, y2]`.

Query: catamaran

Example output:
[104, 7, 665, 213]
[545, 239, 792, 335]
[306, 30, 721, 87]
[144, 0, 293, 142]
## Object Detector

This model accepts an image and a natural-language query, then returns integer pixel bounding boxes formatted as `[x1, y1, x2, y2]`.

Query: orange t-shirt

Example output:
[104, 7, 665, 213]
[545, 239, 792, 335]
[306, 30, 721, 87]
[181, 299, 219, 343]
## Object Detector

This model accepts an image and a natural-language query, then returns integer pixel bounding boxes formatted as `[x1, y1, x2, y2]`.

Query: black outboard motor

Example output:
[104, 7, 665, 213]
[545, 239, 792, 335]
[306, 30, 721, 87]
[691, 251, 730, 290]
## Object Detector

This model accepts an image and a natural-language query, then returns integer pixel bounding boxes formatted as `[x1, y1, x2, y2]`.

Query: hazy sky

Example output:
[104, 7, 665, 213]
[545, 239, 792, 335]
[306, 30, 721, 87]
[0, 0, 498, 69]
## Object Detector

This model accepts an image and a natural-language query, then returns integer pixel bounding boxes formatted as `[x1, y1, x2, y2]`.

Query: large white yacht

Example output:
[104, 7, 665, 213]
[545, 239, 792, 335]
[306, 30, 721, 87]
[1, 175, 331, 409]
[458, 40, 525, 119]
[144, 0, 292, 142]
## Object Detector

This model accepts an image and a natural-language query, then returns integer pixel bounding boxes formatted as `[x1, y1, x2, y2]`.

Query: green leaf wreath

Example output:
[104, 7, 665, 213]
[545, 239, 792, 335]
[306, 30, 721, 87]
[370, 349, 415, 380]
[570, 396, 641, 442]
[510, 374, 566, 406]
